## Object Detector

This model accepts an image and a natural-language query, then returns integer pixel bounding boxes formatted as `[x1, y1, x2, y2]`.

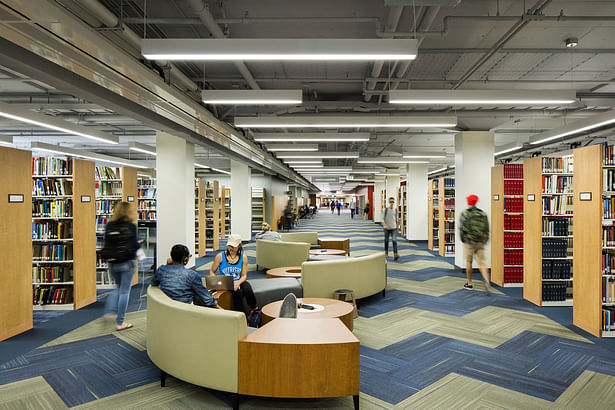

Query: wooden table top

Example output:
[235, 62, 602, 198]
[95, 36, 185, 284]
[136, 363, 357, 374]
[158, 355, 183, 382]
[266, 266, 302, 278]
[242, 317, 358, 344]
[262, 297, 354, 321]
[309, 248, 347, 256]
[318, 237, 350, 242]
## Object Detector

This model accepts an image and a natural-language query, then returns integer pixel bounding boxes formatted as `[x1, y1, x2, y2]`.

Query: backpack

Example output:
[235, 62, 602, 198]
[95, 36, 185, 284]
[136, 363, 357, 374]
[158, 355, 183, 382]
[247, 309, 262, 328]
[101, 222, 137, 263]
[461, 207, 489, 244]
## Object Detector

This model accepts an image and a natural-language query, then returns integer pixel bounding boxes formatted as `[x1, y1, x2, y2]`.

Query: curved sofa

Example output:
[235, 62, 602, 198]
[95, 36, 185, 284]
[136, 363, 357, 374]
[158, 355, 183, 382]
[255, 239, 310, 270]
[146, 286, 247, 397]
[301, 251, 387, 299]
[279, 231, 319, 246]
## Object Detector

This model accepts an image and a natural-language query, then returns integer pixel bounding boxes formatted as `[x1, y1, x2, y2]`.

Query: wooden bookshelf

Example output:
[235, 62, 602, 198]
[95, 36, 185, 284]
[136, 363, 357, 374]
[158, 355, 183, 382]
[272, 195, 288, 231]
[573, 144, 613, 337]
[440, 177, 455, 257]
[221, 186, 230, 238]
[428, 181, 434, 250]
[206, 180, 220, 251]
[196, 179, 206, 257]
[137, 178, 156, 224]
[492, 165, 505, 286]
[121, 167, 139, 286]
[251, 187, 266, 232]
[428, 179, 440, 251]
[524, 156, 574, 307]
[397, 182, 407, 237]
[0, 146, 32, 341]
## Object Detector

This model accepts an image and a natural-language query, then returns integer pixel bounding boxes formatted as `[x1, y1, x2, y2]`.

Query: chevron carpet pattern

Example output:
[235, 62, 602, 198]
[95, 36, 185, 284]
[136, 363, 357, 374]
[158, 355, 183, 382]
[2, 209, 615, 409]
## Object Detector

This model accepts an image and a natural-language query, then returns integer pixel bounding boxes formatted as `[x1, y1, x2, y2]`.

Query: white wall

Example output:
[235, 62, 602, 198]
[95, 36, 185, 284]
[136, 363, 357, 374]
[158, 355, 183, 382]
[374, 181, 385, 222]
[406, 164, 428, 241]
[271, 177, 288, 196]
[230, 160, 251, 240]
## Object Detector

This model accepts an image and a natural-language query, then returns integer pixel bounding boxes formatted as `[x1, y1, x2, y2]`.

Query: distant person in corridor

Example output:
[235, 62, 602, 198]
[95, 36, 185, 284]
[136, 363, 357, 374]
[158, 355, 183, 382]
[383, 197, 399, 261]
[460, 194, 493, 295]
[330, 200, 335, 214]
[336, 200, 342, 215]
[350, 200, 356, 218]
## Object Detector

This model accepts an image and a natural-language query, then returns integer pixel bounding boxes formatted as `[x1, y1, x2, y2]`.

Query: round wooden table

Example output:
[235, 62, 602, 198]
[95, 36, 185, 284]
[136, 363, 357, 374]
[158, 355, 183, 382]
[266, 266, 302, 279]
[309, 248, 347, 256]
[261, 297, 355, 330]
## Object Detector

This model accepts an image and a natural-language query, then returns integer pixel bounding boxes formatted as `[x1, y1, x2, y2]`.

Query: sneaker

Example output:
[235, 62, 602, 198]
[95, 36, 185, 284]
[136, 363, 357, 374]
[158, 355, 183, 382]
[394, 253, 400, 261]
[463, 283, 473, 290]
[279, 293, 298, 318]
[385, 252, 389, 257]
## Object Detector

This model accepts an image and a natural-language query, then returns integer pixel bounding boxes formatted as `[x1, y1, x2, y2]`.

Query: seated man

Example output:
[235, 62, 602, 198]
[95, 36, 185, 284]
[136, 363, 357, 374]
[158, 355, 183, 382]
[152, 244, 218, 308]
[254, 222, 282, 241]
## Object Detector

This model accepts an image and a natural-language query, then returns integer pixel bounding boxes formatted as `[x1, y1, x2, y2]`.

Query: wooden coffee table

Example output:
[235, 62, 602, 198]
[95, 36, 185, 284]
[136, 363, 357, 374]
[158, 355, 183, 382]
[266, 266, 302, 279]
[309, 248, 347, 256]
[261, 297, 355, 330]
[318, 237, 350, 255]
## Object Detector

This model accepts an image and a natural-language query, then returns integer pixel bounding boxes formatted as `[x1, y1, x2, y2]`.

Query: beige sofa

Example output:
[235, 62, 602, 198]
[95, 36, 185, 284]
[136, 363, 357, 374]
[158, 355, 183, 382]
[256, 239, 310, 270]
[279, 231, 319, 246]
[146, 286, 247, 405]
[301, 252, 387, 299]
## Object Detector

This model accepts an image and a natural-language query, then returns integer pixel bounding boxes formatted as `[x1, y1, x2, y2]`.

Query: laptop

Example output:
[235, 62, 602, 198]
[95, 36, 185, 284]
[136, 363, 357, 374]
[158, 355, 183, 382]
[205, 275, 234, 291]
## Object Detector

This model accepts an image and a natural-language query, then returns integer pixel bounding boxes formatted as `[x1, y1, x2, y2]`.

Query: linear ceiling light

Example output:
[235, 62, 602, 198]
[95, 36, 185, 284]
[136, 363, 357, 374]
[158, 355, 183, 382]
[428, 167, 448, 175]
[267, 144, 318, 152]
[202, 89, 302, 105]
[235, 115, 456, 129]
[194, 163, 210, 169]
[296, 167, 352, 172]
[276, 152, 359, 159]
[283, 160, 323, 164]
[142, 38, 417, 61]
[128, 141, 157, 156]
[0, 133, 13, 145]
[290, 164, 323, 168]
[357, 158, 429, 164]
[0, 101, 118, 144]
[530, 109, 615, 145]
[494, 142, 524, 156]
[402, 152, 447, 159]
[211, 167, 231, 175]
[30, 142, 146, 168]
[389, 90, 576, 105]
[253, 132, 371, 142]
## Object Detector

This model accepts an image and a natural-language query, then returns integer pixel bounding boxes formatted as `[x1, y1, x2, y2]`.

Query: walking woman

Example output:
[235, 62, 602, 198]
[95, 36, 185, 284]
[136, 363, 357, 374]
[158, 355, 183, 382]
[102, 201, 139, 331]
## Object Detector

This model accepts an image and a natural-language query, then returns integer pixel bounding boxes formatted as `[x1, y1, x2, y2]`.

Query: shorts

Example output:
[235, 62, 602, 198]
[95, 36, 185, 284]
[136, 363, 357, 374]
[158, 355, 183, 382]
[464, 242, 486, 264]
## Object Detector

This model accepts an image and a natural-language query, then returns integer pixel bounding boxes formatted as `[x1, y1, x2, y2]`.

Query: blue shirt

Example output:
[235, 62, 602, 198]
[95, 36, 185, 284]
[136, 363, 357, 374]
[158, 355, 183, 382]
[218, 252, 243, 281]
[151, 264, 217, 307]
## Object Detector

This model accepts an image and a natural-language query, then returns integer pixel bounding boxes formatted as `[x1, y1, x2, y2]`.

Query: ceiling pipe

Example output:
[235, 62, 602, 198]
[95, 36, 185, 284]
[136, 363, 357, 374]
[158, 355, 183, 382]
[77, 0, 199, 94]
[123, 17, 383, 26]
[185, 0, 260, 90]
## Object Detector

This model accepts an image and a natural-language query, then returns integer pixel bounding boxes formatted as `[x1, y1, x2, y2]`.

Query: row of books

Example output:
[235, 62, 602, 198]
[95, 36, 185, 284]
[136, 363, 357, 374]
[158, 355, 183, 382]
[542, 218, 570, 236]
[32, 199, 72, 218]
[504, 232, 523, 248]
[603, 250, 615, 275]
[504, 267, 523, 283]
[444, 199, 454, 209]
[433, 210, 439, 219]
[444, 233, 454, 243]
[33, 244, 73, 261]
[504, 180, 523, 196]
[138, 179, 156, 188]
[603, 226, 615, 247]
[543, 196, 573, 215]
[603, 277, 615, 303]
[542, 156, 573, 174]
[432, 238, 439, 248]
[95, 217, 108, 233]
[503, 164, 523, 179]
[95, 166, 119, 180]
[444, 221, 455, 231]
[138, 188, 156, 199]
[139, 212, 156, 221]
[32, 178, 72, 196]
[431, 180, 439, 190]
[97, 270, 115, 285]
[32, 157, 72, 176]
[432, 198, 439, 208]
[504, 198, 523, 213]
[542, 175, 573, 194]
[443, 178, 455, 188]
[96, 254, 108, 269]
[504, 214, 523, 230]
[542, 238, 570, 258]
[32, 221, 71, 240]
[433, 220, 439, 228]
[33, 286, 72, 305]
[603, 169, 615, 192]
[444, 244, 455, 255]
[542, 260, 572, 279]
[33, 266, 72, 283]
[504, 249, 523, 266]
[95, 181, 122, 197]
[602, 142, 615, 166]
[444, 210, 454, 219]
[96, 200, 116, 215]
[138, 200, 157, 210]
[542, 283, 569, 302]
[602, 307, 615, 331]
[96, 236, 104, 250]
[603, 197, 615, 219]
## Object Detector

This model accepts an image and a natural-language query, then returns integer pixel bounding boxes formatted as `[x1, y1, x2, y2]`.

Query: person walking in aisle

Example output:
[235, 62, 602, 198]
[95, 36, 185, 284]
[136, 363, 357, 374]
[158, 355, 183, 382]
[336, 200, 342, 215]
[459, 194, 493, 294]
[330, 200, 335, 214]
[383, 197, 400, 260]
[350, 200, 356, 218]
[364, 202, 370, 220]
[102, 201, 140, 331]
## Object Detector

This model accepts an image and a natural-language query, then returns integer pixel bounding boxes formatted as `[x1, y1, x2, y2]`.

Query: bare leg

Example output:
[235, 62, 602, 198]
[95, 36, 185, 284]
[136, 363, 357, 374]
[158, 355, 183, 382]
[466, 260, 473, 286]
[479, 262, 492, 293]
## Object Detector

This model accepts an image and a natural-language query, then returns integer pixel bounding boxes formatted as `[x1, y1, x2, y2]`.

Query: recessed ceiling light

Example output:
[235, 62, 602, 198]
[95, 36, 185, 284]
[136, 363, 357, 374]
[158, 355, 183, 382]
[202, 89, 302, 105]
[389, 90, 576, 105]
[235, 115, 457, 129]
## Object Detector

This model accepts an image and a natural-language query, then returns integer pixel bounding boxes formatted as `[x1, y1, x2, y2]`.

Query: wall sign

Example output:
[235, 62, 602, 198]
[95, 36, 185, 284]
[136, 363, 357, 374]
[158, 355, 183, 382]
[81, 195, 91, 203]
[527, 194, 535, 201]
[493, 194, 500, 201]
[579, 192, 592, 201]
[8, 194, 24, 203]
[127, 196, 135, 202]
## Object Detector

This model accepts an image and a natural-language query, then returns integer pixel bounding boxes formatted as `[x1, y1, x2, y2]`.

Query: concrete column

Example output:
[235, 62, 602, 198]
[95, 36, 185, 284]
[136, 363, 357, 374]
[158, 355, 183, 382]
[406, 164, 429, 241]
[156, 131, 195, 267]
[231, 159, 251, 241]
[374, 181, 385, 222]
[385, 169, 401, 203]
[454, 131, 494, 269]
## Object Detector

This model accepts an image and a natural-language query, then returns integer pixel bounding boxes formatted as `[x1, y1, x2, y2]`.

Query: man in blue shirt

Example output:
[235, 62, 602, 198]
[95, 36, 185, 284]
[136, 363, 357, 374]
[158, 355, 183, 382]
[152, 244, 218, 308]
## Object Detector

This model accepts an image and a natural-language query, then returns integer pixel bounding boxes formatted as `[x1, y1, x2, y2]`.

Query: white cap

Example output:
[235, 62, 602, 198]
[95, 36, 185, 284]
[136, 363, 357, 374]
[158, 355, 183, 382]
[227, 233, 242, 247]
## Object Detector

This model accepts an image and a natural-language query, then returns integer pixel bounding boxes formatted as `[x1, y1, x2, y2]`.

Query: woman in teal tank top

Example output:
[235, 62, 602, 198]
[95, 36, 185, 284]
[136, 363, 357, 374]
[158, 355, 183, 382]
[209, 234, 258, 315]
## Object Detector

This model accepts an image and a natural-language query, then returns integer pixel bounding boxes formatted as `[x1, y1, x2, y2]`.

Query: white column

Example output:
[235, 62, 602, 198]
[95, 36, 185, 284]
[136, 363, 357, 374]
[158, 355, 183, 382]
[156, 131, 195, 267]
[385, 169, 400, 203]
[454, 131, 494, 269]
[406, 164, 429, 241]
[231, 159, 251, 241]
[373, 181, 385, 222]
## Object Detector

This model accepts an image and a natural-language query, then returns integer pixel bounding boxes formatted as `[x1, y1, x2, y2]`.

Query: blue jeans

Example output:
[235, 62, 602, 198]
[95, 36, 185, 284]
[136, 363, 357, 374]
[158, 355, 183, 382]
[384, 229, 398, 254]
[104, 259, 136, 325]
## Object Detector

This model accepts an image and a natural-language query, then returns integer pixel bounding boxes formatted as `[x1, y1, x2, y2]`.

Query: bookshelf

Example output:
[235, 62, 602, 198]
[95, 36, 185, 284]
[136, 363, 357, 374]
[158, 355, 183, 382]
[491, 164, 524, 287]
[251, 187, 266, 232]
[137, 178, 156, 224]
[195, 179, 207, 257]
[0, 146, 32, 341]
[573, 143, 615, 338]
[524, 156, 574, 307]
[428, 178, 440, 251]
[221, 186, 231, 238]
[397, 183, 407, 237]
[205, 180, 220, 251]
[440, 177, 455, 257]
[32, 157, 96, 310]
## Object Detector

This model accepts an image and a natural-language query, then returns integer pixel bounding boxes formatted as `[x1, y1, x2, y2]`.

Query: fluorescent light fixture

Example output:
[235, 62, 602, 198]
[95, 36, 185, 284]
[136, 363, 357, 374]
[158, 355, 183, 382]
[267, 144, 318, 152]
[313, 179, 338, 182]
[402, 152, 447, 159]
[142, 38, 417, 61]
[194, 163, 210, 169]
[296, 167, 351, 172]
[236, 115, 457, 129]
[530, 109, 615, 145]
[428, 167, 448, 175]
[137, 173, 153, 178]
[0, 133, 13, 145]
[389, 90, 576, 105]
[254, 132, 370, 142]
[0, 101, 118, 144]
[202, 89, 302, 105]
[283, 160, 323, 164]
[276, 152, 359, 159]
[357, 158, 429, 164]
[376, 173, 401, 176]
[290, 164, 323, 168]
[30, 142, 146, 168]
[128, 141, 157, 156]
[211, 167, 231, 175]
[494, 142, 523, 156]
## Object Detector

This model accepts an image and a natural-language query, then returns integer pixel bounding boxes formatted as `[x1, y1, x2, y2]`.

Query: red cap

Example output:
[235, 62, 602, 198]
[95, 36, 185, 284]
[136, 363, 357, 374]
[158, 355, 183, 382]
[466, 194, 479, 206]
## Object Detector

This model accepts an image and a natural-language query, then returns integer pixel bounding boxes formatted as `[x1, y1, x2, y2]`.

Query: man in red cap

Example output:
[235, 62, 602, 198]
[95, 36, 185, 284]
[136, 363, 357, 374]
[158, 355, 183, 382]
[459, 194, 493, 294]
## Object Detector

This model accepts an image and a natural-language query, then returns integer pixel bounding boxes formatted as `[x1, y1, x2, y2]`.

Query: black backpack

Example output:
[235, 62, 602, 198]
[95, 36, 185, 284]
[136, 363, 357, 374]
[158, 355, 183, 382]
[102, 222, 136, 263]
